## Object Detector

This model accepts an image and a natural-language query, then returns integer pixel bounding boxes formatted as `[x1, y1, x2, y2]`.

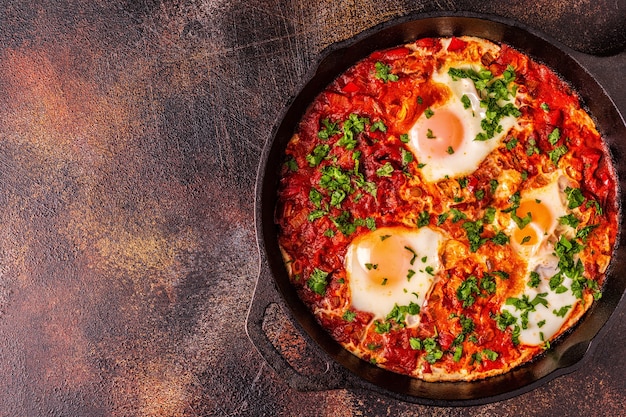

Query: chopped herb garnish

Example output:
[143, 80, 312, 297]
[549, 145, 568, 165]
[376, 162, 394, 177]
[493, 271, 510, 280]
[307, 268, 329, 295]
[461, 94, 471, 109]
[386, 301, 421, 325]
[491, 231, 510, 246]
[553, 305, 572, 317]
[417, 211, 430, 227]
[374, 61, 398, 83]
[424, 108, 434, 118]
[453, 346, 463, 362]
[576, 224, 598, 242]
[548, 128, 561, 145]
[409, 337, 422, 350]
[565, 187, 585, 209]
[482, 349, 499, 361]
[374, 320, 391, 334]
[559, 213, 580, 228]
[462, 220, 488, 252]
[528, 271, 541, 288]
[526, 138, 540, 156]
[285, 157, 298, 172]
[306, 144, 330, 167]
[490, 179, 499, 193]
[370, 120, 387, 132]
[399, 133, 410, 143]
[450, 208, 467, 223]
[457, 275, 481, 307]
[437, 212, 450, 225]
[483, 207, 496, 224]
[586, 199, 603, 215]
[401, 148, 414, 166]
[481, 273, 497, 294]
[506, 137, 518, 150]
[405, 246, 418, 265]
[318, 118, 340, 139]
[343, 310, 356, 322]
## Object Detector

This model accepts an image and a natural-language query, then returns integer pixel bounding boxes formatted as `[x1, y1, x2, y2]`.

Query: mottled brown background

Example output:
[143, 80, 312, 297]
[0, 1, 623, 416]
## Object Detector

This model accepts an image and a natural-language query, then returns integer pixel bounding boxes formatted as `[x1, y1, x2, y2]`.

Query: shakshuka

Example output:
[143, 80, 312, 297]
[275, 36, 619, 381]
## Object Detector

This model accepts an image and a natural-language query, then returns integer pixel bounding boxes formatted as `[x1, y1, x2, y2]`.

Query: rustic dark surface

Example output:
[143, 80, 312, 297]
[0, 1, 623, 416]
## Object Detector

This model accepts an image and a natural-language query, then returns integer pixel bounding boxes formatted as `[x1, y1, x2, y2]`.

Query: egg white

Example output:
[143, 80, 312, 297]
[500, 172, 582, 346]
[408, 67, 518, 183]
[346, 226, 444, 325]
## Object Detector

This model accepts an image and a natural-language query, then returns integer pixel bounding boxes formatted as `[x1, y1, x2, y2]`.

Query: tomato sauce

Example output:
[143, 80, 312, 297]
[275, 37, 619, 381]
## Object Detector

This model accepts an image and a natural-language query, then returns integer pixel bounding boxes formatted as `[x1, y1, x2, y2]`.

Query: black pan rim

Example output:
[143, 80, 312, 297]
[250, 11, 626, 406]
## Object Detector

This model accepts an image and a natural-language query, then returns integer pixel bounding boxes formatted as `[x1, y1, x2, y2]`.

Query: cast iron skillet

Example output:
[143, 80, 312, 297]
[246, 12, 626, 406]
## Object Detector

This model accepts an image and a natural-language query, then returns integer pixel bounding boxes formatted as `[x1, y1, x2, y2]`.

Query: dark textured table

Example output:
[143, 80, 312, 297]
[0, 1, 623, 416]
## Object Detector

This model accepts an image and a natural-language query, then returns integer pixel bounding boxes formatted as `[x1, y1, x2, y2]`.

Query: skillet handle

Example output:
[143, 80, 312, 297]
[245, 263, 348, 392]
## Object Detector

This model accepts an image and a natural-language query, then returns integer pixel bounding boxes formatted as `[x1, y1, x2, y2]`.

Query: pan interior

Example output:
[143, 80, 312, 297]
[257, 13, 626, 403]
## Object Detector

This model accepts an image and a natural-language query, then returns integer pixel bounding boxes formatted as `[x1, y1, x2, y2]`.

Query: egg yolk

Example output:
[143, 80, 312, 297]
[513, 199, 553, 246]
[418, 108, 465, 157]
[354, 233, 413, 288]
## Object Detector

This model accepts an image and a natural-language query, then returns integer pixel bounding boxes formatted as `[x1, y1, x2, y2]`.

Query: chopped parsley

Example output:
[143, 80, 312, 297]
[448, 65, 521, 141]
[528, 271, 541, 288]
[284, 157, 298, 172]
[462, 220, 488, 252]
[549, 145, 568, 165]
[374, 320, 391, 334]
[386, 301, 420, 325]
[457, 275, 481, 307]
[318, 118, 340, 140]
[526, 138, 540, 156]
[576, 224, 598, 242]
[564, 187, 585, 209]
[306, 144, 330, 167]
[376, 162, 394, 177]
[342, 310, 356, 322]
[370, 120, 387, 132]
[505, 137, 518, 150]
[374, 61, 398, 83]
[401, 148, 414, 166]
[559, 213, 580, 228]
[548, 128, 561, 145]
[450, 208, 467, 223]
[490, 179, 499, 194]
[461, 94, 471, 109]
[417, 211, 430, 227]
[553, 305, 572, 317]
[307, 268, 329, 295]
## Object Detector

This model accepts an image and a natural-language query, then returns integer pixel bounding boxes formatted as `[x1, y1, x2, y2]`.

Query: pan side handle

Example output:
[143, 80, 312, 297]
[245, 263, 349, 392]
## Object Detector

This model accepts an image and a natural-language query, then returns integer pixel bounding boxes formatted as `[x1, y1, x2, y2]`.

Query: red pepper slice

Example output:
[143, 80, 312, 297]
[447, 37, 467, 51]
[342, 81, 360, 94]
